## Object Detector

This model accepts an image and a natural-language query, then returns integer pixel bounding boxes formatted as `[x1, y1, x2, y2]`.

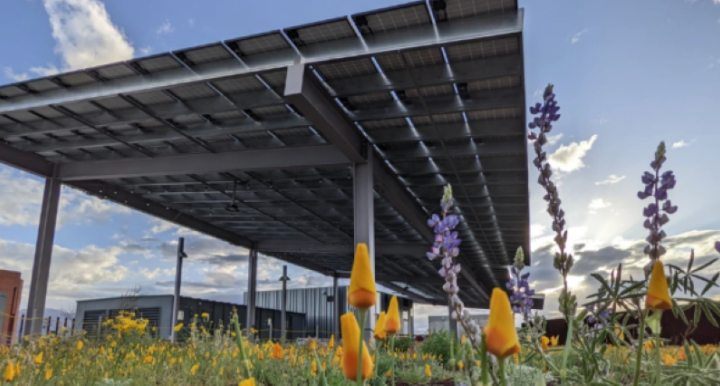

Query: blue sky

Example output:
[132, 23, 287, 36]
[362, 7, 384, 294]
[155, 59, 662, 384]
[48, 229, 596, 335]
[1, 0, 719, 332]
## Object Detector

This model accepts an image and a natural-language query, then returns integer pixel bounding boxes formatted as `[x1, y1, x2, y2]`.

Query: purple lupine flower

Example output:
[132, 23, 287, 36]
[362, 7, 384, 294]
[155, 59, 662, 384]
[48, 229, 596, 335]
[507, 248, 536, 321]
[638, 142, 677, 273]
[715, 241, 720, 254]
[427, 184, 483, 347]
[527, 84, 577, 317]
[586, 303, 611, 327]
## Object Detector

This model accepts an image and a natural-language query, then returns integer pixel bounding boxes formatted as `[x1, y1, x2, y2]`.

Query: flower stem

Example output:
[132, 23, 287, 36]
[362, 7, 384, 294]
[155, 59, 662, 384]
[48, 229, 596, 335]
[633, 310, 647, 386]
[560, 316, 573, 386]
[498, 357, 507, 386]
[357, 309, 367, 386]
[389, 334, 396, 386]
[654, 334, 661, 385]
[480, 333, 489, 386]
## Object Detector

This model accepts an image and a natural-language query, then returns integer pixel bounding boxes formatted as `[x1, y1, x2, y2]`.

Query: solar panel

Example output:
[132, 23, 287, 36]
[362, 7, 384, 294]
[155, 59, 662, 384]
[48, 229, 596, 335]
[230, 33, 290, 56]
[95, 64, 137, 80]
[128, 90, 176, 106]
[375, 47, 444, 71]
[58, 72, 96, 87]
[405, 84, 455, 98]
[442, 0, 516, 20]
[347, 91, 393, 107]
[62, 101, 101, 115]
[3, 110, 39, 123]
[358, 117, 409, 130]
[289, 19, 357, 46]
[29, 106, 65, 119]
[135, 55, 183, 73]
[465, 107, 522, 120]
[315, 58, 377, 80]
[169, 83, 218, 100]
[258, 70, 287, 91]
[444, 37, 518, 62]
[25, 79, 60, 93]
[173, 114, 205, 125]
[250, 105, 291, 118]
[357, 3, 431, 34]
[0, 86, 26, 98]
[212, 76, 266, 93]
[94, 96, 134, 111]
[467, 76, 520, 91]
[181, 44, 233, 64]
[412, 112, 464, 126]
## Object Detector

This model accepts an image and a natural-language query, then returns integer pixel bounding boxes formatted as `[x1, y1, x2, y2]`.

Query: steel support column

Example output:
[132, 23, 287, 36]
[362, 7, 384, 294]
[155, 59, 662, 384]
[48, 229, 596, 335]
[170, 237, 187, 342]
[353, 145, 375, 340]
[279, 265, 290, 342]
[246, 247, 258, 339]
[24, 173, 61, 336]
[332, 273, 340, 339]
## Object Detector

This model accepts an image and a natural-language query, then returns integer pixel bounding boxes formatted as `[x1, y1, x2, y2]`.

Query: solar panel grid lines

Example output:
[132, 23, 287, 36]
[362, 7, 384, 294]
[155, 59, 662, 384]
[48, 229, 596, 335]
[315, 57, 377, 80]
[364, 3, 432, 34]
[181, 45, 234, 65]
[294, 19, 357, 45]
[232, 33, 290, 56]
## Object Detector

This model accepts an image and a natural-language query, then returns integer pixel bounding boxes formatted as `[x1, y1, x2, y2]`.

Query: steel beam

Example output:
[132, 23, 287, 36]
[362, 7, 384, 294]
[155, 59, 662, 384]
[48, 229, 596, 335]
[279, 265, 289, 342]
[24, 174, 61, 336]
[0, 10, 522, 114]
[170, 237, 187, 342]
[327, 55, 522, 97]
[349, 88, 523, 122]
[257, 241, 429, 256]
[366, 119, 524, 144]
[57, 145, 348, 181]
[246, 247, 258, 339]
[380, 282, 438, 305]
[68, 181, 254, 249]
[285, 63, 364, 163]
[0, 141, 53, 178]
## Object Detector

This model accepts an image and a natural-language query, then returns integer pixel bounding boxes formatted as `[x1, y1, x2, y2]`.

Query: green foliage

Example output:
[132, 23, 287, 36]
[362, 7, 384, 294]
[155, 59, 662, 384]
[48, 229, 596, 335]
[420, 330, 457, 365]
[392, 336, 414, 353]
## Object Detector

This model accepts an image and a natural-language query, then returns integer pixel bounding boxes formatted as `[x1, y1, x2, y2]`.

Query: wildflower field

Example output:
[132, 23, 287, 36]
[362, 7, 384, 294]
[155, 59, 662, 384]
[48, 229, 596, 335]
[3, 85, 720, 385]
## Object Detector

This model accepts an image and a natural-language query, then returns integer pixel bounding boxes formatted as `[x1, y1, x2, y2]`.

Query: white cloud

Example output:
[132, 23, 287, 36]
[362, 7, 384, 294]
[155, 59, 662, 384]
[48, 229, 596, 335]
[139, 46, 152, 55]
[546, 133, 564, 146]
[139, 268, 162, 280]
[156, 19, 174, 35]
[672, 140, 690, 148]
[548, 135, 598, 173]
[30, 65, 60, 77]
[3, 67, 29, 82]
[588, 198, 612, 214]
[188, 18, 195, 27]
[571, 28, 588, 44]
[43, 0, 135, 70]
[0, 166, 129, 227]
[595, 174, 626, 185]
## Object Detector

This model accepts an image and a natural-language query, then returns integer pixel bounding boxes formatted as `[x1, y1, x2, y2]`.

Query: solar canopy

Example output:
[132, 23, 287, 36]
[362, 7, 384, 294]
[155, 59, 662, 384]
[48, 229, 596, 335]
[0, 0, 530, 309]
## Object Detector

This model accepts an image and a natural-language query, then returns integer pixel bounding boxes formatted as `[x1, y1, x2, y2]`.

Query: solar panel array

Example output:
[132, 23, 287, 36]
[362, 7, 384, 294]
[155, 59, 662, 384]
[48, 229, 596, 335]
[0, 0, 528, 308]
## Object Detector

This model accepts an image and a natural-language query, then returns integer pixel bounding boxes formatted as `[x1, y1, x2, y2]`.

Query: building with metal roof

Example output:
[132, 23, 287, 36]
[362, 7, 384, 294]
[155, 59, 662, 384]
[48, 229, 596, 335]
[0, 0, 532, 337]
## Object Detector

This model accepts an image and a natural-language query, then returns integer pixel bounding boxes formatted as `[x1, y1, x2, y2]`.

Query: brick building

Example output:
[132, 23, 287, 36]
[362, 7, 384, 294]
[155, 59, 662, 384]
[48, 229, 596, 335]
[0, 270, 23, 345]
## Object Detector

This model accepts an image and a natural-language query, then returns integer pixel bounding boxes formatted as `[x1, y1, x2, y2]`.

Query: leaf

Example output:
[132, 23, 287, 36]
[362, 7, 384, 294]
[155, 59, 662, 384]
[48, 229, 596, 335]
[691, 258, 718, 273]
[701, 302, 718, 328]
[701, 272, 719, 296]
[590, 273, 613, 294]
[667, 264, 686, 274]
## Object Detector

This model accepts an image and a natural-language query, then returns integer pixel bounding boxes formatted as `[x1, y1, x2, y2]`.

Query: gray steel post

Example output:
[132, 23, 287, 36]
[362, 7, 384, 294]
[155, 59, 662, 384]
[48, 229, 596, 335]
[353, 144, 375, 341]
[246, 247, 258, 339]
[279, 265, 290, 342]
[332, 274, 340, 339]
[24, 175, 61, 336]
[170, 237, 187, 342]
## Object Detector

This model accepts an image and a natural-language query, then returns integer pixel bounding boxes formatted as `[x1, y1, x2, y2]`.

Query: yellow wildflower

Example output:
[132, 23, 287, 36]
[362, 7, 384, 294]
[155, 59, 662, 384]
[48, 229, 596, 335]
[425, 364, 432, 378]
[646, 261, 672, 310]
[174, 323, 183, 332]
[34, 352, 44, 365]
[384, 296, 401, 335]
[484, 288, 520, 358]
[347, 243, 377, 309]
[190, 364, 199, 375]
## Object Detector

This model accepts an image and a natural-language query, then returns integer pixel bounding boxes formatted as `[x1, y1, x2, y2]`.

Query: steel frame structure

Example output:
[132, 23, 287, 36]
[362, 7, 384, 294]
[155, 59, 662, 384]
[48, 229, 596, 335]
[0, 0, 534, 328]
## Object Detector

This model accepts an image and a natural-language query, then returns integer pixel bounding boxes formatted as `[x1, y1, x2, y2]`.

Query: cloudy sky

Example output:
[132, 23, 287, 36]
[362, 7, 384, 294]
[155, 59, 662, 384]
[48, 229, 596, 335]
[1, 0, 719, 333]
